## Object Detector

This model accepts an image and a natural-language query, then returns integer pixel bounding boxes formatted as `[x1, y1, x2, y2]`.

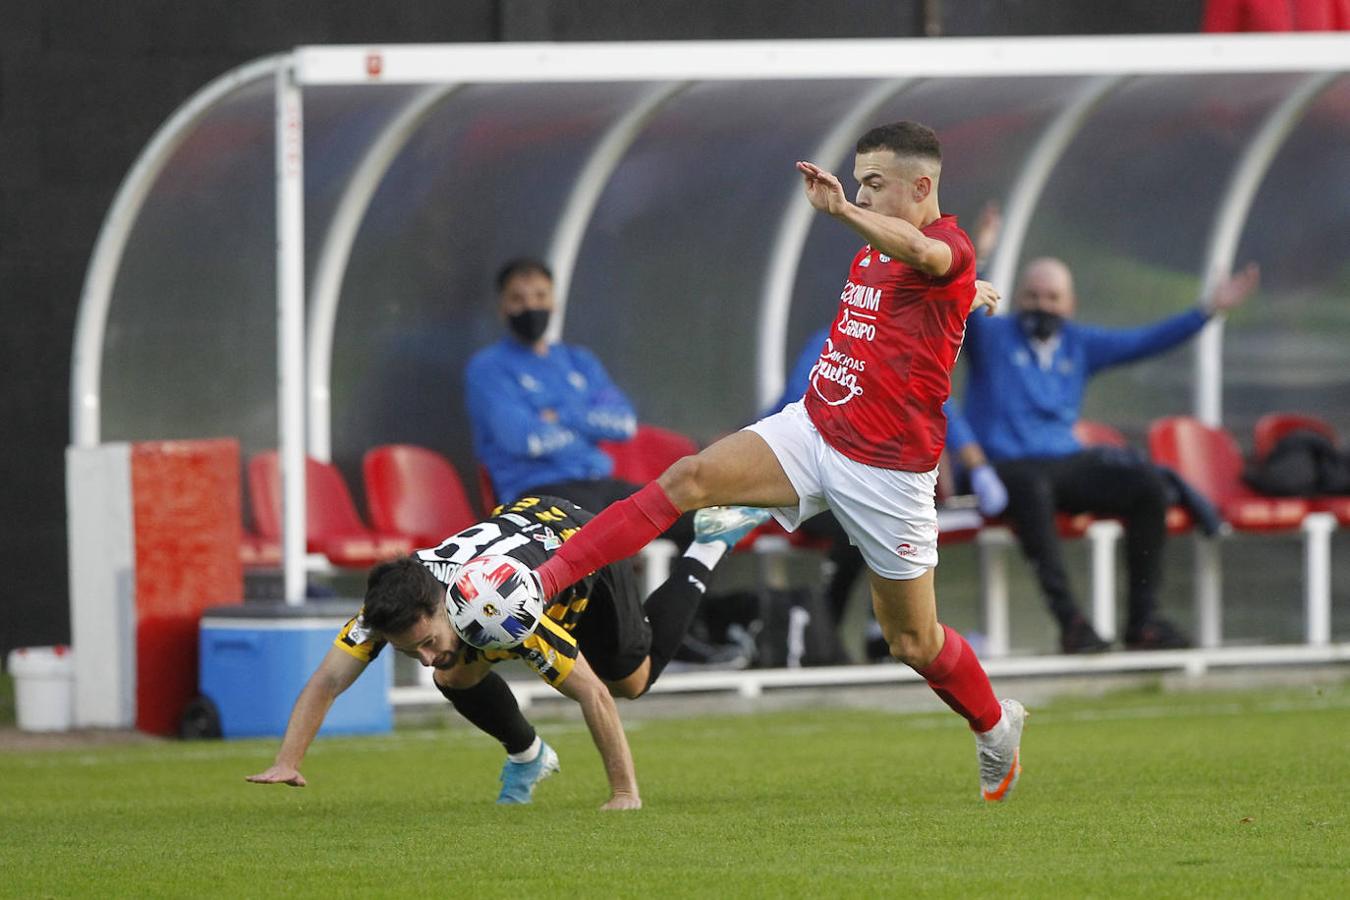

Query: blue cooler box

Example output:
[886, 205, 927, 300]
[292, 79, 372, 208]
[200, 602, 392, 738]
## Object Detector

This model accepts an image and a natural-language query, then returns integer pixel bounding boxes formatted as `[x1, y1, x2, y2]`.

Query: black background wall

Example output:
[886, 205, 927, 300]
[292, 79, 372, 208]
[0, 0, 1204, 657]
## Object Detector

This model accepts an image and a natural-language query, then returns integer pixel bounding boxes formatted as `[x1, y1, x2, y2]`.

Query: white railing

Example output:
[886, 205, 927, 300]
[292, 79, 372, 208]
[392, 642, 1350, 711]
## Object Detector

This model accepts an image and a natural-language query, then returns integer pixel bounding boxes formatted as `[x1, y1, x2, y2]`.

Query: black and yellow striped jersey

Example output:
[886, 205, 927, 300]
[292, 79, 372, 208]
[333, 495, 600, 687]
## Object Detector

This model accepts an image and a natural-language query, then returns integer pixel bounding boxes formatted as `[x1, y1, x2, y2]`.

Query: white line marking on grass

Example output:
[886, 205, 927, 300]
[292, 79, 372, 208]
[4, 695, 1344, 768]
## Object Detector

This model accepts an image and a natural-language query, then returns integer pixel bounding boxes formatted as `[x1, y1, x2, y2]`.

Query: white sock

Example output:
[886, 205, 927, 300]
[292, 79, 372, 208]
[683, 540, 727, 570]
[507, 735, 542, 763]
[974, 710, 1008, 746]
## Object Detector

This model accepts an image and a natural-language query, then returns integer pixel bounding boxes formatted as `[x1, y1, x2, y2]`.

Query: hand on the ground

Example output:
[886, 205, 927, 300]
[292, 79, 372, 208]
[796, 161, 847, 215]
[246, 764, 307, 787]
[1205, 262, 1259, 314]
[970, 465, 1009, 517]
[601, 791, 642, 811]
[970, 280, 1000, 317]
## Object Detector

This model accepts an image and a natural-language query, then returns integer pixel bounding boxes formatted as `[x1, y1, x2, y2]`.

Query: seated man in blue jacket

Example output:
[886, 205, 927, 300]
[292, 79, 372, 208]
[466, 258, 763, 556]
[950, 257, 1259, 653]
[466, 257, 646, 514]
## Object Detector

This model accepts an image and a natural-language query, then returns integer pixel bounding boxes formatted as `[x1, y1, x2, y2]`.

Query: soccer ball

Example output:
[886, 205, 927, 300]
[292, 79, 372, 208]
[447, 555, 543, 650]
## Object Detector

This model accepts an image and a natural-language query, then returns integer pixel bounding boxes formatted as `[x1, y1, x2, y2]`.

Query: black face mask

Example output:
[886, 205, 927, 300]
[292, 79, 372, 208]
[1018, 309, 1064, 342]
[507, 308, 550, 343]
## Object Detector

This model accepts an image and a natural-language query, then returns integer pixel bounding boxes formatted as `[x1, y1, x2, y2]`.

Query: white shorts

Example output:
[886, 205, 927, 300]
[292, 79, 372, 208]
[745, 401, 939, 581]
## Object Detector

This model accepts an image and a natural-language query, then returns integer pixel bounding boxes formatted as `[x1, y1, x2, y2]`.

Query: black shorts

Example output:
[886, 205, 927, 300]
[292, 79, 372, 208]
[570, 556, 652, 682]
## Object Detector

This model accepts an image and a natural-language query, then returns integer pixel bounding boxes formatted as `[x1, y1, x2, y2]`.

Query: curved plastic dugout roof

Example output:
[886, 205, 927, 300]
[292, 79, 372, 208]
[72, 36, 1350, 600]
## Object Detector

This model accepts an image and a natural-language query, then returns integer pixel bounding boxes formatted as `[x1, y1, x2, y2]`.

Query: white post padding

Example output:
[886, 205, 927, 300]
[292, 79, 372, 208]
[1087, 519, 1123, 642]
[276, 64, 308, 605]
[1302, 512, 1337, 646]
[65, 444, 136, 728]
[977, 526, 1013, 658]
[1194, 537, 1223, 649]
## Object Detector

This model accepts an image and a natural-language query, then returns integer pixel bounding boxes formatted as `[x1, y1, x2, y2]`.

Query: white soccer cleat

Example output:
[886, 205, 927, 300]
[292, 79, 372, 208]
[693, 506, 771, 549]
[977, 699, 1026, 803]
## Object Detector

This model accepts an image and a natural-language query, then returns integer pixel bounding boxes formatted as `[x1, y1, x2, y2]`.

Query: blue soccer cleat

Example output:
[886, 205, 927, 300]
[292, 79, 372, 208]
[693, 506, 772, 549]
[497, 741, 560, 804]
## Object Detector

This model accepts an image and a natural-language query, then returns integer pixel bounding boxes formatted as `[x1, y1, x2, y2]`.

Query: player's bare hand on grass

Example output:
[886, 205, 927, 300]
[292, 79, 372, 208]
[246, 765, 307, 787]
[970, 279, 999, 317]
[601, 791, 642, 811]
[1205, 262, 1259, 314]
[796, 161, 847, 215]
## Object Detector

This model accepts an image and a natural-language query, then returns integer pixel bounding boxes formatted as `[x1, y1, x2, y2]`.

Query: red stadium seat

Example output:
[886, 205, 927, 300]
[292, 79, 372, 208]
[363, 445, 478, 547]
[599, 424, 699, 484]
[239, 529, 281, 569]
[248, 451, 414, 567]
[477, 464, 498, 515]
[1252, 412, 1350, 524]
[1147, 417, 1310, 531]
[1073, 419, 1128, 448]
[1253, 412, 1338, 462]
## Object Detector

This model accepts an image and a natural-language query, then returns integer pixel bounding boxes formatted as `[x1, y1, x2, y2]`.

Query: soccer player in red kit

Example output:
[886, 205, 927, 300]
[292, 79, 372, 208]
[484, 121, 1025, 801]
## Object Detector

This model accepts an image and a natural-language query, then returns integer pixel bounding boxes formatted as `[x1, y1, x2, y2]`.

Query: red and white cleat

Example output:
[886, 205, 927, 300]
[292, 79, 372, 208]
[977, 699, 1026, 803]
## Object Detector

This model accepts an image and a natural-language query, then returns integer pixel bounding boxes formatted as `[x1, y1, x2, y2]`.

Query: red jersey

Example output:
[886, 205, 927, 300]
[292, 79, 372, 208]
[803, 214, 975, 471]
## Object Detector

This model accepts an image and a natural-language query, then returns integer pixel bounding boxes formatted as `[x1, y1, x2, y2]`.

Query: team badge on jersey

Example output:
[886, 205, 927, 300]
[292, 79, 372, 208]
[531, 527, 563, 551]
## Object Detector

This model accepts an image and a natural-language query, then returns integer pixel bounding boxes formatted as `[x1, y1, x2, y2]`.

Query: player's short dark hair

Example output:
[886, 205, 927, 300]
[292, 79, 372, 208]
[362, 557, 444, 635]
[856, 121, 942, 163]
[495, 257, 553, 292]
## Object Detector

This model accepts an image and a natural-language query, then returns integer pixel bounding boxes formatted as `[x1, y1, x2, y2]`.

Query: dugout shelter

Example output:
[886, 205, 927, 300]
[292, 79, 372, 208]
[69, 35, 1350, 726]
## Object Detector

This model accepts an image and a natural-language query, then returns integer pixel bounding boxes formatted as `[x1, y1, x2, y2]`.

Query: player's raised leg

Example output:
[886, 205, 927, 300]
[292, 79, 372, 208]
[603, 502, 771, 700]
[534, 430, 798, 597]
[869, 569, 1025, 802]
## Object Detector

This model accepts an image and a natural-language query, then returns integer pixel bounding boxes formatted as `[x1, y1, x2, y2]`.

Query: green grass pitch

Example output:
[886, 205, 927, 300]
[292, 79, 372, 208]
[2, 683, 1347, 898]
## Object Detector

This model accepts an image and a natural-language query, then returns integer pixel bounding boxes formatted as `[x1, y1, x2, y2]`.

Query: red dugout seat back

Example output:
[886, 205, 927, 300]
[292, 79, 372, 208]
[1252, 412, 1350, 524]
[477, 464, 498, 516]
[1073, 419, 1128, 448]
[363, 445, 477, 546]
[600, 424, 699, 484]
[248, 451, 413, 566]
[1148, 417, 1309, 531]
[1253, 412, 1338, 461]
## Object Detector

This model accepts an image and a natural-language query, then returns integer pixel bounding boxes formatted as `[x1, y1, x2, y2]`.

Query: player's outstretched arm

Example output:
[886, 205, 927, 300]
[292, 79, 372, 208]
[555, 652, 641, 810]
[246, 646, 368, 787]
[795, 160, 951, 276]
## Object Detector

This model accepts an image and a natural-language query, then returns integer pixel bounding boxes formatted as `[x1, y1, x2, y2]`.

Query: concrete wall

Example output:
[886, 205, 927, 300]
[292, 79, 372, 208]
[0, 0, 1205, 655]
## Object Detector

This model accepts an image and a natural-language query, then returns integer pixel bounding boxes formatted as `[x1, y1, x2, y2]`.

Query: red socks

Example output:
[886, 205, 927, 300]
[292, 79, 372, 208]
[536, 482, 683, 597]
[917, 624, 1003, 732]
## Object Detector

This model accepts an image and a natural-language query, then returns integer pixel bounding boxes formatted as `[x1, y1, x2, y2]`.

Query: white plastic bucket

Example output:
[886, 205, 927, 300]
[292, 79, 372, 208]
[7, 646, 75, 732]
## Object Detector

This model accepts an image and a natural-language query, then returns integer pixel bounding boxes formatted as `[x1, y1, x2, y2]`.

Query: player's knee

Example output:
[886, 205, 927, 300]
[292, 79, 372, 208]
[658, 454, 711, 509]
[1135, 467, 1169, 512]
[886, 628, 939, 668]
[609, 681, 644, 700]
